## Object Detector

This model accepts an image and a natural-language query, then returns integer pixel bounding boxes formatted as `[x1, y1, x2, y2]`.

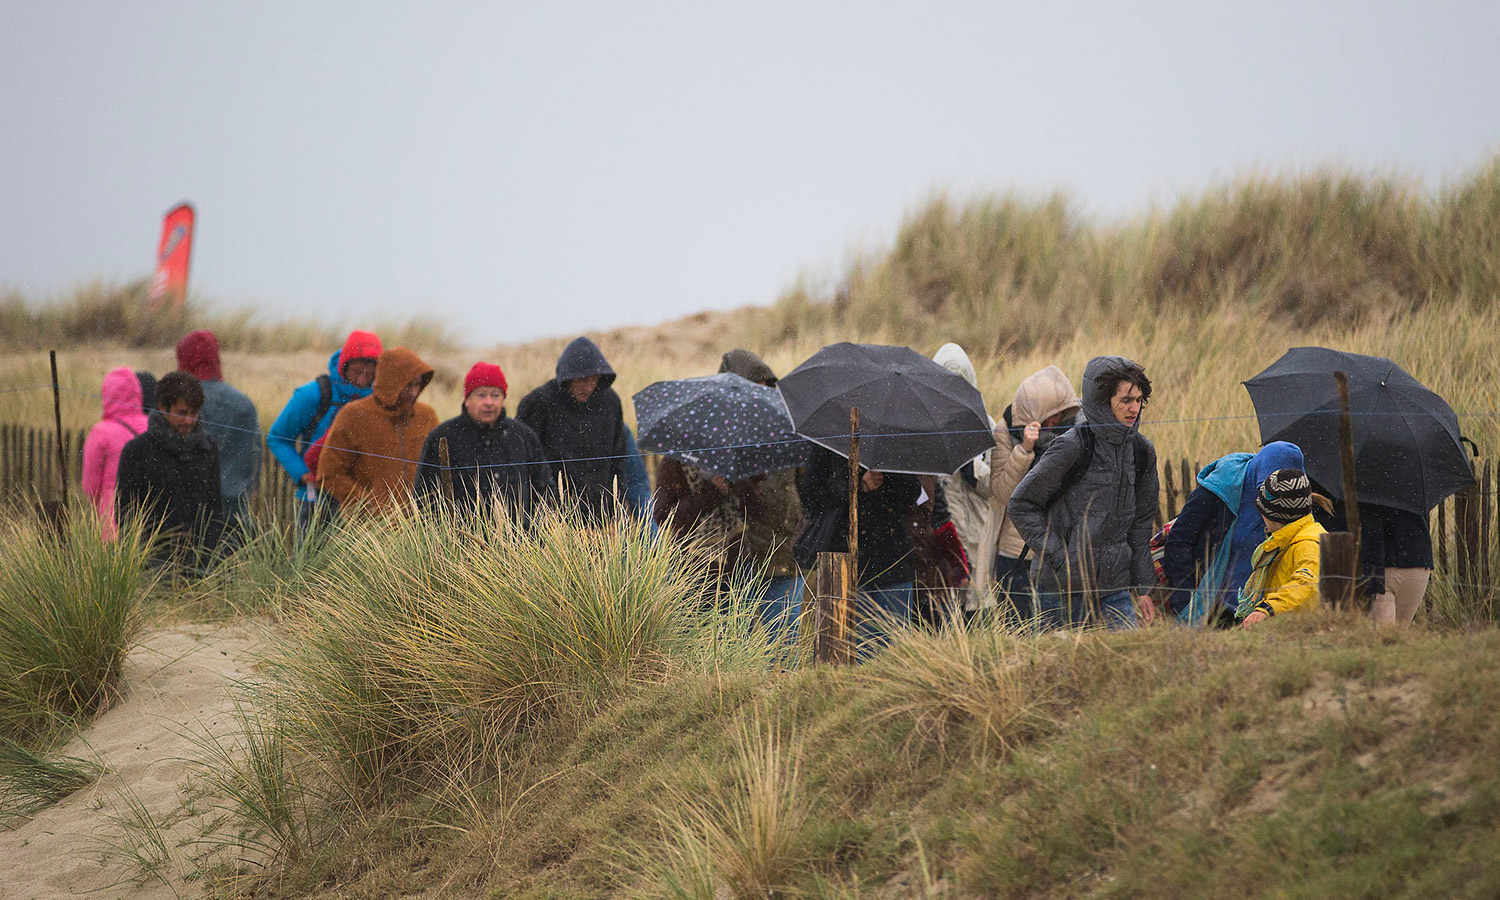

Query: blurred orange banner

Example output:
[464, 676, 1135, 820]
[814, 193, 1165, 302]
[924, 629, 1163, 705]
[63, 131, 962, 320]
[148, 202, 195, 313]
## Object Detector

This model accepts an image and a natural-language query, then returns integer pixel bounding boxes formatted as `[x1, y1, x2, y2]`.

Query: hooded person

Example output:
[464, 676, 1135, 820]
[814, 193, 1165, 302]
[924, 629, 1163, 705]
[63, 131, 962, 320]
[931, 343, 998, 615]
[82, 367, 150, 538]
[1007, 356, 1159, 630]
[416, 362, 553, 519]
[516, 337, 630, 520]
[317, 346, 439, 516]
[175, 330, 261, 531]
[985, 365, 1082, 623]
[266, 330, 382, 532]
[1236, 469, 1326, 626]
[1162, 441, 1304, 627]
[116, 371, 225, 571]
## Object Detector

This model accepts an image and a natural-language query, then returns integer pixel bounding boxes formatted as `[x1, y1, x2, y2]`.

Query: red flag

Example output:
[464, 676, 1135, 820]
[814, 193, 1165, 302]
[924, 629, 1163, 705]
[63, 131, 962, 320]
[148, 202, 195, 314]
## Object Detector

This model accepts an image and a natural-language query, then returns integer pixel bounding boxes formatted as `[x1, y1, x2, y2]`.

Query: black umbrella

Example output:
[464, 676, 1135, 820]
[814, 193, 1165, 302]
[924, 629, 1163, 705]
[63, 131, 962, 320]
[1243, 347, 1475, 514]
[777, 342, 992, 476]
[632, 373, 811, 481]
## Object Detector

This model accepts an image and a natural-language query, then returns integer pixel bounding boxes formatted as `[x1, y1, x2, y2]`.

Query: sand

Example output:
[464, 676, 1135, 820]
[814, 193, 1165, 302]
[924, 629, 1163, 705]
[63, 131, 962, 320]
[0, 623, 266, 900]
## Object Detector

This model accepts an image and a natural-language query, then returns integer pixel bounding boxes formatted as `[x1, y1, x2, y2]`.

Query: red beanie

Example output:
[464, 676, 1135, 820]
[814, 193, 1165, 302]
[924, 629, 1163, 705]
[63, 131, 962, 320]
[464, 362, 507, 397]
[340, 330, 383, 375]
[175, 330, 222, 382]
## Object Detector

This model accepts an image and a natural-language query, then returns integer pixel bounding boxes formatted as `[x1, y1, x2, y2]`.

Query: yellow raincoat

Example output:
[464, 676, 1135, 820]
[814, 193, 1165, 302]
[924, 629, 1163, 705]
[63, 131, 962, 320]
[1236, 513, 1326, 619]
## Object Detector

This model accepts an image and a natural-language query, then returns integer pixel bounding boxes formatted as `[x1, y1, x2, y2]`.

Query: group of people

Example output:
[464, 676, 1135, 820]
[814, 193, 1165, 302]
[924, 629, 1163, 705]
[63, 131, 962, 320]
[79, 330, 1434, 641]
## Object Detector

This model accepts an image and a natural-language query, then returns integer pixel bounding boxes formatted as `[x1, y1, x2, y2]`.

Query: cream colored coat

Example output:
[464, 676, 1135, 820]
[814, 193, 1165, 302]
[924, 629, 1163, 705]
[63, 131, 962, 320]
[986, 365, 1082, 568]
[932, 344, 997, 608]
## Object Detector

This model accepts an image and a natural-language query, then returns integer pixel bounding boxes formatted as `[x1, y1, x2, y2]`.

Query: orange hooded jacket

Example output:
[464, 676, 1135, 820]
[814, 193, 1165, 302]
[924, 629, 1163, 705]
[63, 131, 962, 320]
[317, 347, 439, 514]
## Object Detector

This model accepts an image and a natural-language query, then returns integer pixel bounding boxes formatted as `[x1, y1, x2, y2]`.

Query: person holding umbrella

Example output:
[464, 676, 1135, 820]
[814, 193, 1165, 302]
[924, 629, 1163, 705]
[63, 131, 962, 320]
[800, 447, 922, 649]
[1008, 356, 1160, 630]
[639, 350, 808, 643]
[1244, 348, 1473, 626]
[1316, 499, 1434, 625]
[778, 343, 992, 652]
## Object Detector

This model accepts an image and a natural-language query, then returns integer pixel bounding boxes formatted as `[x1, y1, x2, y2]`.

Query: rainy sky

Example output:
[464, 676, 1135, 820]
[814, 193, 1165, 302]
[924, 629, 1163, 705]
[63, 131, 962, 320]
[3, 1, 1499, 345]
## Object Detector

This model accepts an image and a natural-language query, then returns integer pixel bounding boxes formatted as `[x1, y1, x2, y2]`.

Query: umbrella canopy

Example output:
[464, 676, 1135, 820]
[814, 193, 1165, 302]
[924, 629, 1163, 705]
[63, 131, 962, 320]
[632, 373, 811, 481]
[1243, 347, 1475, 514]
[777, 342, 992, 476]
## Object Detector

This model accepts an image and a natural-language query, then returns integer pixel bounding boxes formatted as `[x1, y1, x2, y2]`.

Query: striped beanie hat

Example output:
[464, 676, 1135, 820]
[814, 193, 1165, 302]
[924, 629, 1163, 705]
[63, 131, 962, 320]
[1255, 468, 1312, 524]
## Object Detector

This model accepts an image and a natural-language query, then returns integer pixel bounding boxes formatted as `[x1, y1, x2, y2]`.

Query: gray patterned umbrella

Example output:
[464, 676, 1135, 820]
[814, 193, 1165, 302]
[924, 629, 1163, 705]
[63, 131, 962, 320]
[632, 373, 811, 481]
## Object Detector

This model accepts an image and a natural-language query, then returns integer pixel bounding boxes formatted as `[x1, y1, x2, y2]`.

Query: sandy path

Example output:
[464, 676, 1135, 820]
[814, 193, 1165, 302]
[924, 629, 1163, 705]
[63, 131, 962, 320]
[0, 623, 266, 900]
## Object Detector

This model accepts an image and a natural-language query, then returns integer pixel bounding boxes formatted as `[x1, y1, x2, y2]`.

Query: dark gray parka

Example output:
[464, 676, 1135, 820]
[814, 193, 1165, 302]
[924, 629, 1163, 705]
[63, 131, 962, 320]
[1006, 356, 1159, 595]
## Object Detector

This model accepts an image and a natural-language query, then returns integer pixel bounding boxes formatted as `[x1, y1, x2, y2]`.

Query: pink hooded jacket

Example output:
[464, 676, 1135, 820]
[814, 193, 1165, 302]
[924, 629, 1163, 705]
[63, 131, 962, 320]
[82, 367, 149, 536]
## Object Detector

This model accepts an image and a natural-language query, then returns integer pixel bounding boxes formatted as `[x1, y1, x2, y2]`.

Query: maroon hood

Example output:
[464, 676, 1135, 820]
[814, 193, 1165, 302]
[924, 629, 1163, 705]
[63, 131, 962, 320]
[175, 330, 222, 382]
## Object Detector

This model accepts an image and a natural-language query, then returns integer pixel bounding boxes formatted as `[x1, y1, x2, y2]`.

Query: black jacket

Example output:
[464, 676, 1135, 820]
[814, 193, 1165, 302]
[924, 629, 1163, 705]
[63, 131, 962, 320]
[116, 413, 225, 565]
[1161, 486, 1235, 612]
[416, 409, 554, 518]
[1315, 499, 1434, 596]
[516, 338, 628, 517]
[800, 446, 921, 587]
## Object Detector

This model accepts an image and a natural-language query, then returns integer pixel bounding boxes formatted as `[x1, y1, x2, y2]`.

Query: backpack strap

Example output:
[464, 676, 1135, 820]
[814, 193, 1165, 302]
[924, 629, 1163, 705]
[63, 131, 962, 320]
[1016, 424, 1096, 564]
[297, 374, 335, 450]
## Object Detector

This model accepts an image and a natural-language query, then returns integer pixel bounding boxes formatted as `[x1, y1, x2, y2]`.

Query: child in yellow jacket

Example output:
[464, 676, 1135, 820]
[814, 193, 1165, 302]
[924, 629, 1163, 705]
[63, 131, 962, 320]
[1237, 469, 1326, 626]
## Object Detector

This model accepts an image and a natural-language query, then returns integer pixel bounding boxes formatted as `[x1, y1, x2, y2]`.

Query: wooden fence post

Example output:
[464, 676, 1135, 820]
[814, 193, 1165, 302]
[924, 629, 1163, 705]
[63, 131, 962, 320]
[812, 551, 854, 665]
[1320, 531, 1357, 611]
[1164, 461, 1178, 521]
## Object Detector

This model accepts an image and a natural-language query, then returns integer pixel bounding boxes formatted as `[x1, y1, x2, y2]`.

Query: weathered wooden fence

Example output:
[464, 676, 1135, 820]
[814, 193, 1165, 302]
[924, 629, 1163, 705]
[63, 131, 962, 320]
[1, 423, 296, 529]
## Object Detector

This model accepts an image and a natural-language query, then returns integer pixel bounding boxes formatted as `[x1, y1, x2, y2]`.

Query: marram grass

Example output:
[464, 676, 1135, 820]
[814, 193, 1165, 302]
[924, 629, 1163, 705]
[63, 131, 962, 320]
[0, 506, 156, 743]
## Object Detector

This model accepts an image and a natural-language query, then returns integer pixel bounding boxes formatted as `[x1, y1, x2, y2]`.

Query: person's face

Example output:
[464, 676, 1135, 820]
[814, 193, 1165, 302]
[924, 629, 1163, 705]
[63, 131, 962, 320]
[465, 386, 505, 425]
[1262, 514, 1279, 535]
[567, 374, 601, 404]
[344, 359, 376, 389]
[1110, 380, 1145, 426]
[165, 398, 200, 435]
[398, 375, 425, 409]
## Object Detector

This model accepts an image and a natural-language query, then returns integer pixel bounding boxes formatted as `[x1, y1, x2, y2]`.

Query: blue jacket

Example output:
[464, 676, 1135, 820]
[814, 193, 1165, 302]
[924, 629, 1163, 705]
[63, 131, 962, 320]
[266, 350, 374, 501]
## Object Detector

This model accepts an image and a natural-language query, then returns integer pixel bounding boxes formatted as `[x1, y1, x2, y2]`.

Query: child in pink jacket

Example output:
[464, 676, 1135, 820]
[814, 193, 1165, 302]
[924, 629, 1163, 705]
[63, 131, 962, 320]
[82, 367, 149, 538]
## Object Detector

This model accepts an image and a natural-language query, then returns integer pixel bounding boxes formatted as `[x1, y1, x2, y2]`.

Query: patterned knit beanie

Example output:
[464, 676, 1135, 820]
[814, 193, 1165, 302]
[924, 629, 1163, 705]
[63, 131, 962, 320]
[1255, 468, 1312, 524]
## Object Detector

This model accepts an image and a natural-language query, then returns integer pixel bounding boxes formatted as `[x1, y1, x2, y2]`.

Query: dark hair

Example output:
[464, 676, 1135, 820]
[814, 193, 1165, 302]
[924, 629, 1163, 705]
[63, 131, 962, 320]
[155, 370, 204, 413]
[1094, 365, 1152, 409]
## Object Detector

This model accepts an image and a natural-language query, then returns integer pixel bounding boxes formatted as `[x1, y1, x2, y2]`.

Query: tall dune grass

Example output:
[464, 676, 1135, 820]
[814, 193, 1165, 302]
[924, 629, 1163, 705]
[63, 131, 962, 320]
[0, 278, 457, 353]
[239, 504, 778, 813]
[0, 507, 155, 743]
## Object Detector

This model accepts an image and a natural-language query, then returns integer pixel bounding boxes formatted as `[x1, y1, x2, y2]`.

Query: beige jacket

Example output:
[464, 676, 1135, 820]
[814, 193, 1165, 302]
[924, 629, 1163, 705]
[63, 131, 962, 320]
[986, 365, 1081, 561]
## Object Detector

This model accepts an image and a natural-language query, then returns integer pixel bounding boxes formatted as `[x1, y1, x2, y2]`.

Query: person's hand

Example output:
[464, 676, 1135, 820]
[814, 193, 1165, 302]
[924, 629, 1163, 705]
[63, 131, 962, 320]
[860, 470, 884, 492]
[710, 475, 731, 495]
[1022, 421, 1042, 452]
[1138, 594, 1158, 624]
[300, 473, 319, 487]
[1241, 610, 1268, 627]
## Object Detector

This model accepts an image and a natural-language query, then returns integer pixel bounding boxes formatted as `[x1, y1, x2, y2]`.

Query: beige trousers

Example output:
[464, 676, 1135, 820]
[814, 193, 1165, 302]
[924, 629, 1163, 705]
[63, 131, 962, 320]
[1370, 567, 1432, 625]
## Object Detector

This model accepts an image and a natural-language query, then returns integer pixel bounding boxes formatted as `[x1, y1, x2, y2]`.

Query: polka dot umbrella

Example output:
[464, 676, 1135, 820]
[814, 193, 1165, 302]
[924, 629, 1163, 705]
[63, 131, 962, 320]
[632, 373, 813, 481]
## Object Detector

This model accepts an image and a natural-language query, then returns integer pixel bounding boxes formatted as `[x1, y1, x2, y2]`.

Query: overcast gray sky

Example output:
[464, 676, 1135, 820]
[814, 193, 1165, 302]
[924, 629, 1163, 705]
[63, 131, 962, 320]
[3, 1, 1498, 344]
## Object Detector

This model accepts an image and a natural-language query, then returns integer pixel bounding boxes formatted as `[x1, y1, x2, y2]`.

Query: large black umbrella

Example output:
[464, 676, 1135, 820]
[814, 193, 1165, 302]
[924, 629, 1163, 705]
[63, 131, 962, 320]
[632, 373, 811, 481]
[777, 342, 992, 475]
[1243, 347, 1475, 514]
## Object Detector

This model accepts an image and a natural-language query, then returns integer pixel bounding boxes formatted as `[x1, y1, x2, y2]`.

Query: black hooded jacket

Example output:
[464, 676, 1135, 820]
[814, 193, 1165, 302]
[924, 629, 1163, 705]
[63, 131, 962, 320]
[116, 412, 225, 563]
[416, 409, 554, 517]
[515, 337, 628, 515]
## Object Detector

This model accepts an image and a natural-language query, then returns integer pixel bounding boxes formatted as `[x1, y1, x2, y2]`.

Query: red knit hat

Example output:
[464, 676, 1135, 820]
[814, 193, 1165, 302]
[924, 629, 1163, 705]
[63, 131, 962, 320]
[340, 330, 383, 376]
[175, 330, 222, 382]
[464, 362, 507, 397]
